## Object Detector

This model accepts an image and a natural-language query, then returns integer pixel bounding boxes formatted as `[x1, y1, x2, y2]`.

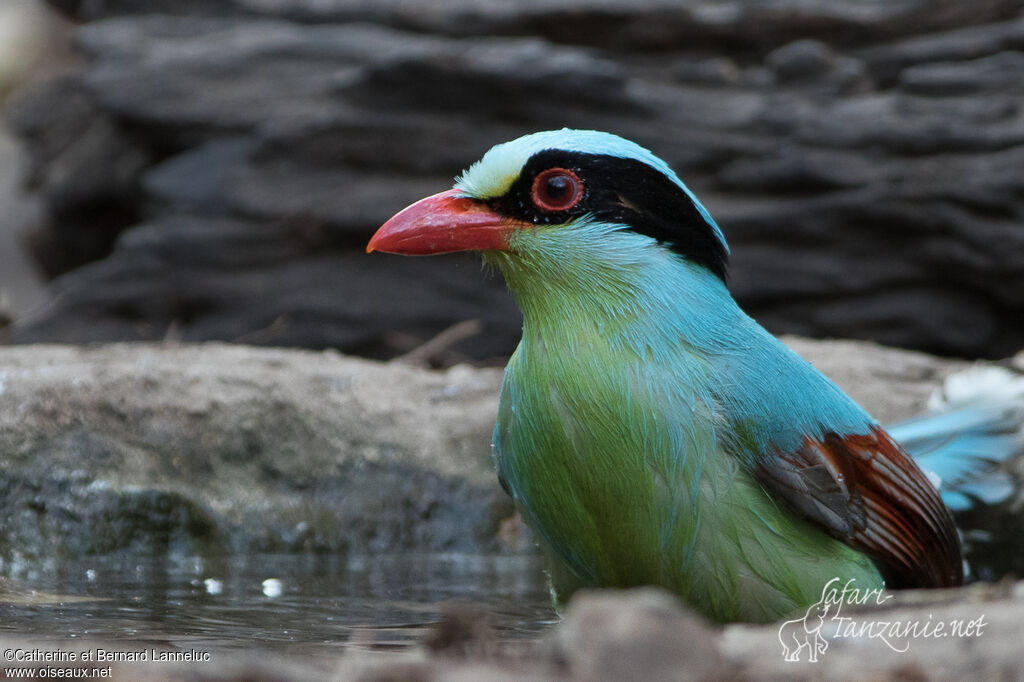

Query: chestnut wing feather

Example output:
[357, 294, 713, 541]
[757, 425, 963, 588]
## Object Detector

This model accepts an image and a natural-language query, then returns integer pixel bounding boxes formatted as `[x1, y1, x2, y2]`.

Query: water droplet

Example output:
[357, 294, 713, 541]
[262, 578, 283, 598]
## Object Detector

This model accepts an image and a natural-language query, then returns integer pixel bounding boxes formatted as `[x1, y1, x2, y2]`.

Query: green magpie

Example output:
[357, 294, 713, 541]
[367, 129, 1019, 623]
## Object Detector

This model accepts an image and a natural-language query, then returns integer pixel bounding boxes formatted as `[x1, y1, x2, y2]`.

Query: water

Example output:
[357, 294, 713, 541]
[0, 553, 558, 661]
[3, 535, 1016, 664]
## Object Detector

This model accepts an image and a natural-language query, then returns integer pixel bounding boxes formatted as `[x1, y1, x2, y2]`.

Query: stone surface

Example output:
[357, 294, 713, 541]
[548, 589, 724, 681]
[722, 580, 1024, 680]
[0, 342, 514, 565]
[1, 0, 1022, 358]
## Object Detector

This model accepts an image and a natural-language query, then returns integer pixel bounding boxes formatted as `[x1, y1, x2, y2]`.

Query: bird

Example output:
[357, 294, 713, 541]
[367, 129, 1022, 623]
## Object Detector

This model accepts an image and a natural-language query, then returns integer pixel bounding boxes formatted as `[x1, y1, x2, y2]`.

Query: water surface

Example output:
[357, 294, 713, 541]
[0, 553, 557, 661]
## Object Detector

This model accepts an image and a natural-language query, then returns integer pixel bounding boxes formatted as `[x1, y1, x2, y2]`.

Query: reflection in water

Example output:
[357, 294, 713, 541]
[7, 531, 1015, 659]
[0, 553, 558, 659]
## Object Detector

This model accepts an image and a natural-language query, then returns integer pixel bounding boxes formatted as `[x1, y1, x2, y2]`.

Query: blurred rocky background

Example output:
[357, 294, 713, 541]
[1, 0, 1022, 363]
[0, 0, 62, 334]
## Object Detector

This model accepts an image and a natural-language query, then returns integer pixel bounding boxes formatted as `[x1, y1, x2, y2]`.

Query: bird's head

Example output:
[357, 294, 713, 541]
[367, 129, 729, 284]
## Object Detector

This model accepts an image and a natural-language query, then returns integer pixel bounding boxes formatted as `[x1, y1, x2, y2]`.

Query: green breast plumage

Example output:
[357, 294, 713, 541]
[494, 319, 714, 586]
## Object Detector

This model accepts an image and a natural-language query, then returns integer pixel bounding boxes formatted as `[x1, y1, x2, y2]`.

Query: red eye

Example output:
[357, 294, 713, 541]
[531, 168, 584, 212]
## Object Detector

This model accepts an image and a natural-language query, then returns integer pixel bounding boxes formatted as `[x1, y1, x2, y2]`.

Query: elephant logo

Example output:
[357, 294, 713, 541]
[777, 598, 831, 662]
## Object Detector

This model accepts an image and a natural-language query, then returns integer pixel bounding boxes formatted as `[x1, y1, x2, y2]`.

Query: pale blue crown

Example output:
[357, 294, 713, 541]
[455, 128, 729, 253]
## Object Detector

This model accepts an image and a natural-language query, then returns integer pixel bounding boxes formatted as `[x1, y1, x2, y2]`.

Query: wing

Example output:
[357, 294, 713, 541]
[756, 425, 963, 588]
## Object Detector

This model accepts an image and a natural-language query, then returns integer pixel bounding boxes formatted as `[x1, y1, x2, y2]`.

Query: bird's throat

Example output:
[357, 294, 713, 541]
[484, 224, 728, 363]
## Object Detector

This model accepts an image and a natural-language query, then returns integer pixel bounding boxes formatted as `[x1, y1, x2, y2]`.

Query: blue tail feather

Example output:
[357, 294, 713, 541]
[887, 366, 1024, 512]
